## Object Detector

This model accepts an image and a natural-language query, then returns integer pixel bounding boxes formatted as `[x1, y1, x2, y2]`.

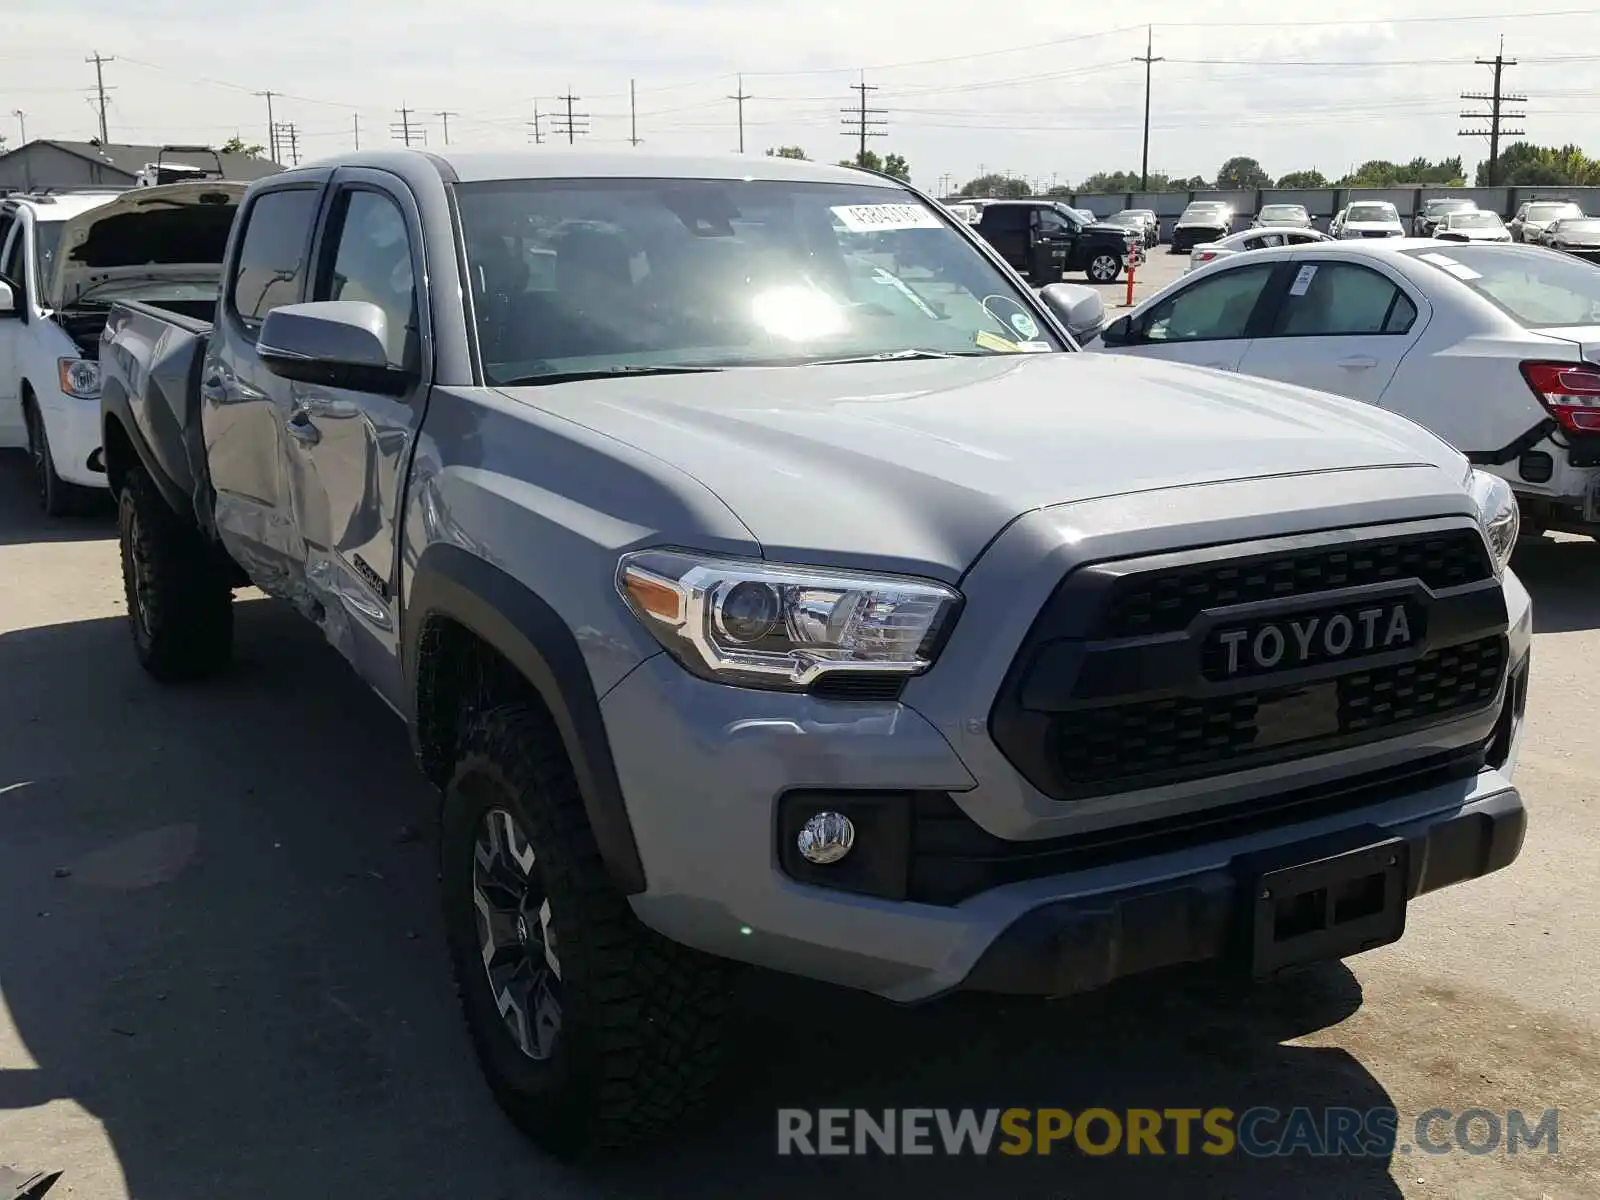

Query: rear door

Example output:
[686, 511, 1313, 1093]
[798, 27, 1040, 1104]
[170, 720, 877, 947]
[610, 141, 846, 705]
[1235, 258, 1425, 403]
[203, 182, 324, 580]
[1100, 258, 1281, 371]
[0, 209, 20, 432]
[281, 168, 431, 704]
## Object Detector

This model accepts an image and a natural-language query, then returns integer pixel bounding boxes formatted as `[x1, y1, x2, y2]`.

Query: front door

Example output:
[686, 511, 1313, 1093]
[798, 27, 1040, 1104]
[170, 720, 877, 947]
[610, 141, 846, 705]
[1236, 260, 1424, 404]
[1101, 259, 1279, 372]
[281, 170, 431, 709]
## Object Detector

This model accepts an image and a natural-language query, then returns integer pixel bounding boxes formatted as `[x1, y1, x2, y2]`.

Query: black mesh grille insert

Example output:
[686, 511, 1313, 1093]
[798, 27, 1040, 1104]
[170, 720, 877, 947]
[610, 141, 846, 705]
[1102, 529, 1492, 639]
[1052, 635, 1505, 792]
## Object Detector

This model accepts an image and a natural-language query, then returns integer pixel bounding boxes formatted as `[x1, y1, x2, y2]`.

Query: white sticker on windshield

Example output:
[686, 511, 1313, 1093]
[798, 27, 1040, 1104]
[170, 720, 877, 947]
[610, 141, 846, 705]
[831, 203, 944, 232]
[1017, 341, 1053, 352]
[1417, 251, 1482, 280]
[1289, 264, 1319, 296]
[1009, 312, 1040, 340]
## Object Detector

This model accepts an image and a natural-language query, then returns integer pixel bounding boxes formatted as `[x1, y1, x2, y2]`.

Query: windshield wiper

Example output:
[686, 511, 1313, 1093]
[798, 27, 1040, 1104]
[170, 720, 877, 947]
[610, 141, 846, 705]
[496, 364, 726, 387]
[810, 348, 980, 365]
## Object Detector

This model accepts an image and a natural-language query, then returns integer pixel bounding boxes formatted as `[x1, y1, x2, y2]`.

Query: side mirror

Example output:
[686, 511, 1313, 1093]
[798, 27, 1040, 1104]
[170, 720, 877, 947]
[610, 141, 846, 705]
[1038, 283, 1106, 343]
[0, 279, 18, 319]
[256, 301, 414, 396]
[1098, 314, 1134, 347]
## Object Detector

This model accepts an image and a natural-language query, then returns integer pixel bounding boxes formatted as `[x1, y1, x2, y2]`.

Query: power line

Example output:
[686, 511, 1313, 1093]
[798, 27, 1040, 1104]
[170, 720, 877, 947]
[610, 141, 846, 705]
[551, 89, 589, 144]
[434, 110, 459, 145]
[840, 71, 886, 166]
[254, 89, 278, 162]
[727, 73, 751, 153]
[85, 51, 114, 142]
[1460, 38, 1526, 185]
[391, 104, 421, 147]
[1132, 25, 1163, 192]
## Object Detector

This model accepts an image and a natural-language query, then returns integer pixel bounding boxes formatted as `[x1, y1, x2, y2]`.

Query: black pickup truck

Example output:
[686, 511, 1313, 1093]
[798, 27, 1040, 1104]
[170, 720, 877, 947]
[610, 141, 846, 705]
[975, 199, 1140, 283]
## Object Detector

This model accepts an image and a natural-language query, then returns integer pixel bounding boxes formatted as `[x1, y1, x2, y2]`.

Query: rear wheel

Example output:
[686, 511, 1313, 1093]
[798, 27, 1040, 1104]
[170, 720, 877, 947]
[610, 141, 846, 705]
[117, 464, 234, 680]
[24, 398, 91, 517]
[441, 704, 727, 1159]
[1087, 253, 1122, 283]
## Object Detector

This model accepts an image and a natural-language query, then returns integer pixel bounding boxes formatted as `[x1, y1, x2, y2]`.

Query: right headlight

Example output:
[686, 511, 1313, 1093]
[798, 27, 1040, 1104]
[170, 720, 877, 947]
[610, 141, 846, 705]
[1467, 468, 1520, 577]
[616, 549, 961, 690]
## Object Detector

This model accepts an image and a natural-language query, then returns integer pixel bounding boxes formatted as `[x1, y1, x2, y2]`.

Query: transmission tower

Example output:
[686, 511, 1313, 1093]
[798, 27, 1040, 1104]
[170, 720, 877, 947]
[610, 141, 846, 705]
[839, 71, 886, 166]
[391, 105, 421, 147]
[1460, 39, 1525, 186]
[551, 90, 589, 144]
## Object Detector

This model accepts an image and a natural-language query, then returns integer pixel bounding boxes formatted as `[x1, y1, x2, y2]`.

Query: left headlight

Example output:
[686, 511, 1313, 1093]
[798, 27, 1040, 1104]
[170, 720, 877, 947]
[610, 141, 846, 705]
[1468, 468, 1520, 577]
[616, 549, 961, 690]
[58, 358, 100, 399]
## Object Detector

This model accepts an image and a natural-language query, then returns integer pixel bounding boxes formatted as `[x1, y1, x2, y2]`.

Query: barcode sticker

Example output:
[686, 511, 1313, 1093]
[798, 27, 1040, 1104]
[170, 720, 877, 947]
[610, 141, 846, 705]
[831, 204, 945, 232]
[1289, 265, 1319, 296]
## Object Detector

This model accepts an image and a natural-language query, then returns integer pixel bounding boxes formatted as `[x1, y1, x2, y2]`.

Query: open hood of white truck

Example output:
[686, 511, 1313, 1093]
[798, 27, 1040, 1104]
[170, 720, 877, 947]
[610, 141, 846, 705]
[48, 179, 247, 310]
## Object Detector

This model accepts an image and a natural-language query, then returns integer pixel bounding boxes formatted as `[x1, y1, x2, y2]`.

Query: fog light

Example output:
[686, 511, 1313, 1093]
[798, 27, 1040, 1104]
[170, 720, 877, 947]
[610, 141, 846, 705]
[797, 812, 855, 864]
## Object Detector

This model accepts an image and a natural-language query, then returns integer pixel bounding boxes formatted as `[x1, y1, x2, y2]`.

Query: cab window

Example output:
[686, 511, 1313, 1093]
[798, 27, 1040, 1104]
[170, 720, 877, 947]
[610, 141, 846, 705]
[229, 188, 319, 327]
[314, 189, 419, 369]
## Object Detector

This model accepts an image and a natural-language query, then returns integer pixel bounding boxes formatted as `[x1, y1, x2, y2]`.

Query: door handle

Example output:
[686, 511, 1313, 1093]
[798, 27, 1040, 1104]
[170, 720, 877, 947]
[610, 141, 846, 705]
[1338, 355, 1379, 370]
[285, 413, 322, 445]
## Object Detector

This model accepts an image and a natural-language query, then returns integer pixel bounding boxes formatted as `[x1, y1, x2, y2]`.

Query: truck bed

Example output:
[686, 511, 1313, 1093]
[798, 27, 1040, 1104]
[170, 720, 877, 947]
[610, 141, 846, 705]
[99, 299, 216, 529]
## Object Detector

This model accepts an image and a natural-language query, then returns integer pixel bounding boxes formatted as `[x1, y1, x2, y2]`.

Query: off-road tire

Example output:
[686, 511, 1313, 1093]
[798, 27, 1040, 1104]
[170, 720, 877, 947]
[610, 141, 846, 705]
[441, 704, 727, 1160]
[117, 464, 234, 681]
[24, 398, 92, 517]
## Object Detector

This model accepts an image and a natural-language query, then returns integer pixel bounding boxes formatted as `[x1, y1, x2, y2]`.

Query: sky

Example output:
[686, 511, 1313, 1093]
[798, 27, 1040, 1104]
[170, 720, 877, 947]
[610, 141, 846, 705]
[5, 0, 1600, 191]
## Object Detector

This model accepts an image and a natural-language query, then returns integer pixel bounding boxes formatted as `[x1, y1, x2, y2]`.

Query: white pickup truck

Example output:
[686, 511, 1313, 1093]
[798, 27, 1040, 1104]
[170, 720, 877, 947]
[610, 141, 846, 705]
[0, 181, 244, 512]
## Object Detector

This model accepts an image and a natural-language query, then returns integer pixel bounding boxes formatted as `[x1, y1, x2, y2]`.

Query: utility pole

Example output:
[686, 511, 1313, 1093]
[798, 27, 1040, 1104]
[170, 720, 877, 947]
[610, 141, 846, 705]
[728, 73, 752, 153]
[255, 90, 278, 161]
[1460, 38, 1525, 186]
[628, 79, 643, 147]
[434, 110, 459, 145]
[273, 122, 300, 165]
[353, 113, 360, 150]
[1132, 26, 1163, 193]
[86, 52, 115, 143]
[840, 71, 886, 167]
[11, 110, 24, 146]
[391, 105, 419, 147]
[527, 104, 545, 144]
[552, 90, 588, 145]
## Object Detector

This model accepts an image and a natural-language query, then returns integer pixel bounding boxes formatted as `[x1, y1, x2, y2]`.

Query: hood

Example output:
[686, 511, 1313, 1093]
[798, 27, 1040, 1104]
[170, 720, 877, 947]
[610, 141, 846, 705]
[1344, 219, 1403, 231]
[1085, 221, 1139, 239]
[1177, 212, 1230, 227]
[500, 353, 1462, 576]
[1444, 227, 1510, 241]
[49, 179, 246, 310]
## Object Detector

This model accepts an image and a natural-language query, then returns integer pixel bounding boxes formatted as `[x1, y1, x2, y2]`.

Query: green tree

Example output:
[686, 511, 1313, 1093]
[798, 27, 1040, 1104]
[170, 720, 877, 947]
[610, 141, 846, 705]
[882, 152, 910, 181]
[220, 135, 265, 158]
[765, 145, 808, 160]
[1216, 156, 1272, 190]
[1078, 170, 1141, 193]
[957, 172, 1030, 198]
[1275, 169, 1329, 189]
[1485, 142, 1600, 186]
[1045, 184, 1073, 197]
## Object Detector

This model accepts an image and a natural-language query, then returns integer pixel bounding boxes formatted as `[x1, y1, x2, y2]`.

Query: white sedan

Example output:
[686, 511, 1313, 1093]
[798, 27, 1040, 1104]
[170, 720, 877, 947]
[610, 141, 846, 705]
[1187, 226, 1330, 272]
[1086, 238, 1600, 537]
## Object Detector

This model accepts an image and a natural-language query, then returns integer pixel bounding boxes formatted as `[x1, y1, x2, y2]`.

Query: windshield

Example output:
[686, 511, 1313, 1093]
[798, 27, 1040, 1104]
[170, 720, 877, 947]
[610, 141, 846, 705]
[1556, 219, 1600, 234]
[1426, 199, 1476, 215]
[1408, 246, 1600, 328]
[1106, 211, 1142, 225]
[1448, 212, 1502, 229]
[1528, 203, 1582, 222]
[33, 221, 63, 291]
[454, 178, 1063, 384]
[1347, 204, 1398, 223]
[1182, 204, 1226, 219]
[1259, 206, 1306, 219]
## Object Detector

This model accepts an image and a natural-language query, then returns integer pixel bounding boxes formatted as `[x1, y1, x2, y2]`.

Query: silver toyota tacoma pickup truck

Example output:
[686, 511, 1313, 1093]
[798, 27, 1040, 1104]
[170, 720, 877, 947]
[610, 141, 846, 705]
[99, 149, 1532, 1158]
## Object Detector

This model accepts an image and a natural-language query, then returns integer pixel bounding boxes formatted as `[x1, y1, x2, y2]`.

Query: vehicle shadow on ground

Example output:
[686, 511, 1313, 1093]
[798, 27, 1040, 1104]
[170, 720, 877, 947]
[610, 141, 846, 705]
[1512, 534, 1600, 634]
[0, 603, 1400, 1199]
[0, 451, 115, 545]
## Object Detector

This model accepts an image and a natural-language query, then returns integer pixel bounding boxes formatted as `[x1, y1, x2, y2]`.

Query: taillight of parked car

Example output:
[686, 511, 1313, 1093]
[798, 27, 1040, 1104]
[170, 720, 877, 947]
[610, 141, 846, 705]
[1193, 248, 1218, 264]
[1521, 361, 1600, 432]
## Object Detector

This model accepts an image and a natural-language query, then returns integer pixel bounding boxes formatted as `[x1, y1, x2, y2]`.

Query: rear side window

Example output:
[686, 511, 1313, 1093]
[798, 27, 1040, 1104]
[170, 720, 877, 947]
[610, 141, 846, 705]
[1275, 263, 1417, 336]
[229, 188, 319, 325]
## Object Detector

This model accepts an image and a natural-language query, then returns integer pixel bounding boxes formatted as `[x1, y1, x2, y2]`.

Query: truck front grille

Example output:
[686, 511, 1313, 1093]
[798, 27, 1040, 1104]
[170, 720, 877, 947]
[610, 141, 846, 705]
[1052, 636, 1504, 792]
[989, 523, 1508, 801]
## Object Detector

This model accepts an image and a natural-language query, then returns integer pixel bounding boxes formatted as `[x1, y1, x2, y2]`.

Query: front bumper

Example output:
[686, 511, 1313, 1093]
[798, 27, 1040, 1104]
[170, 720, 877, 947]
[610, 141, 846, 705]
[607, 483, 1534, 1003]
[36, 388, 107, 488]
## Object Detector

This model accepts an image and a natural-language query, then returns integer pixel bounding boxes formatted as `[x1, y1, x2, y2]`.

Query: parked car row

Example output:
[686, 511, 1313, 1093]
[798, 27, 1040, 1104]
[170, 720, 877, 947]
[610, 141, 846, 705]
[0, 152, 1539, 1162]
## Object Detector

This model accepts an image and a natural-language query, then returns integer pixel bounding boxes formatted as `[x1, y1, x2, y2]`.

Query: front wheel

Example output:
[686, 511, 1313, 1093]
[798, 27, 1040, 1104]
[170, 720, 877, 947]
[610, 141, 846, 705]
[441, 704, 727, 1159]
[24, 400, 91, 517]
[118, 466, 234, 680]
[1087, 253, 1122, 283]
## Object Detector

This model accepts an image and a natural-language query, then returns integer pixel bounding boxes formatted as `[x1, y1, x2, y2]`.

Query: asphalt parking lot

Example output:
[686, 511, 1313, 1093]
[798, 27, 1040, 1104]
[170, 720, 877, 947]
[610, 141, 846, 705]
[1, 449, 1598, 1199]
[1056, 242, 1187, 313]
